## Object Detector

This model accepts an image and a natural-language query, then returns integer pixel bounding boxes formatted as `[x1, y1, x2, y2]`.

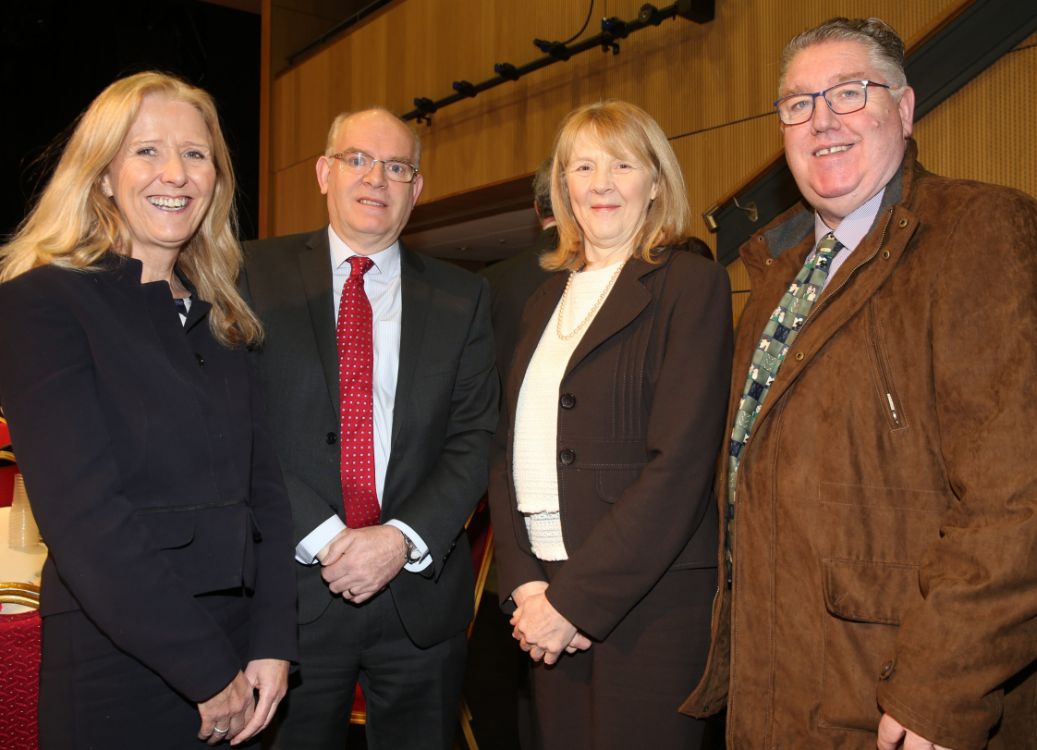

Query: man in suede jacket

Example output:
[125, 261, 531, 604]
[682, 17, 1037, 750]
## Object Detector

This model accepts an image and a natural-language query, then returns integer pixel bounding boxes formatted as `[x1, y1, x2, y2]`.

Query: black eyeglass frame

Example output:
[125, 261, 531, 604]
[328, 150, 420, 183]
[773, 79, 894, 125]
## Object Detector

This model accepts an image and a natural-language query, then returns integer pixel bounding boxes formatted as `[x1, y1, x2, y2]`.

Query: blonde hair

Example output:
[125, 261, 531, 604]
[542, 100, 691, 271]
[0, 71, 262, 347]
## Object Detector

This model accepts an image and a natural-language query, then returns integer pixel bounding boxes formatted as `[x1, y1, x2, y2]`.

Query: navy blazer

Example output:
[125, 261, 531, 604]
[0, 255, 297, 702]
[241, 229, 499, 647]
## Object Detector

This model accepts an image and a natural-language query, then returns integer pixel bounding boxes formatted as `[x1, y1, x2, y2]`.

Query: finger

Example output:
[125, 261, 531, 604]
[565, 645, 577, 653]
[230, 695, 272, 746]
[542, 649, 559, 666]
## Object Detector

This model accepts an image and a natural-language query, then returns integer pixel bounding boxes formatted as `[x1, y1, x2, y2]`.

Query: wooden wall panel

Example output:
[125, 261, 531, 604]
[266, 0, 971, 238]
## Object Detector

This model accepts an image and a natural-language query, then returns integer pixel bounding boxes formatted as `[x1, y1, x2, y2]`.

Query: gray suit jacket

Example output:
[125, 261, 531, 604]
[241, 228, 498, 647]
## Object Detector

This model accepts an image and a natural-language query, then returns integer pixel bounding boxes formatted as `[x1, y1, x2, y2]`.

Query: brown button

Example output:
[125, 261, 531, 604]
[560, 393, 576, 409]
[765, 258, 774, 266]
[879, 659, 896, 680]
[882, 250, 891, 259]
[898, 217, 909, 228]
[794, 352, 805, 361]
[559, 449, 576, 466]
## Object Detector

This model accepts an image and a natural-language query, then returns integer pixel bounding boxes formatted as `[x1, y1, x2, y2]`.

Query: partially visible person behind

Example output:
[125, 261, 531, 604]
[489, 99, 733, 749]
[0, 72, 296, 749]
[480, 159, 556, 371]
[681, 17, 1037, 750]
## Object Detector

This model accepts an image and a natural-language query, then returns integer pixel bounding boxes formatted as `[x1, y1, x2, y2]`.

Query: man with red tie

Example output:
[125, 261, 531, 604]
[241, 108, 498, 749]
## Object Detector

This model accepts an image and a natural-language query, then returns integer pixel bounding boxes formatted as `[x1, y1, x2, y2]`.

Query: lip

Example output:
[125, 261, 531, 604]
[147, 195, 192, 212]
[812, 143, 854, 158]
[356, 197, 387, 208]
[590, 203, 620, 211]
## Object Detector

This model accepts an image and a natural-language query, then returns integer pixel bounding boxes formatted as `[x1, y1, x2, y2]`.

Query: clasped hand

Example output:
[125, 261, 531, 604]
[318, 525, 407, 603]
[510, 581, 592, 665]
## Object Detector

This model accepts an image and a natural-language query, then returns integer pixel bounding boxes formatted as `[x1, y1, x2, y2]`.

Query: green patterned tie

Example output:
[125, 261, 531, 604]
[724, 232, 842, 581]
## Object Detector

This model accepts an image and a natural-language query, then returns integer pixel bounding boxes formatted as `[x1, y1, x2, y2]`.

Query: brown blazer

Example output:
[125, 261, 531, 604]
[488, 246, 732, 640]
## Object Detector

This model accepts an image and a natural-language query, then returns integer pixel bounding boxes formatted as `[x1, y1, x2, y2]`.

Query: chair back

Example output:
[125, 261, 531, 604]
[0, 583, 41, 750]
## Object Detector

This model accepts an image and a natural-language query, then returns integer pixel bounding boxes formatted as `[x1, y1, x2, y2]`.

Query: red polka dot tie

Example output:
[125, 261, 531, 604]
[337, 255, 380, 528]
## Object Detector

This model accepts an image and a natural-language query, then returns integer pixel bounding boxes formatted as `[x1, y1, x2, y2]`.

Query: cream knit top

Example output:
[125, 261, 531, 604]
[513, 263, 622, 561]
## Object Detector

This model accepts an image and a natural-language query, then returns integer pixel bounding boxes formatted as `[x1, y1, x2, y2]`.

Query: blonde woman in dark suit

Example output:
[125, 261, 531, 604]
[0, 72, 296, 748]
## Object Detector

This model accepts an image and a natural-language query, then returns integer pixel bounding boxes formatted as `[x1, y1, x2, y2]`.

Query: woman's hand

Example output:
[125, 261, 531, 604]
[511, 590, 578, 665]
[511, 580, 548, 608]
[229, 659, 290, 746]
[197, 672, 255, 745]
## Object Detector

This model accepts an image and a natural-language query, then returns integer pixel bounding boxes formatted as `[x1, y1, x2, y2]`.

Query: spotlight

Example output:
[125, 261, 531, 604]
[494, 62, 521, 81]
[638, 4, 664, 25]
[452, 80, 477, 98]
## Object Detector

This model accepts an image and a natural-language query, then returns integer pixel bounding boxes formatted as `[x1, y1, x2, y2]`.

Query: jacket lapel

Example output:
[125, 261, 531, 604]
[563, 257, 654, 378]
[296, 229, 340, 413]
[389, 245, 430, 454]
[505, 271, 566, 409]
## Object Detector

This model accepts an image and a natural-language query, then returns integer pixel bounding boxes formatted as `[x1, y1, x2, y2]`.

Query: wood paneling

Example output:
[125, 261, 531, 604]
[263, 0, 1037, 339]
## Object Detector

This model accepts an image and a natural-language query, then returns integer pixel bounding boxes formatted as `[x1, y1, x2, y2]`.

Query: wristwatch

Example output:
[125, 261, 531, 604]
[402, 533, 423, 564]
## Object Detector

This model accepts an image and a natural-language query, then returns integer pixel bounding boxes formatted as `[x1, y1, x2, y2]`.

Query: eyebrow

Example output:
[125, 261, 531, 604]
[342, 147, 415, 163]
[782, 71, 871, 95]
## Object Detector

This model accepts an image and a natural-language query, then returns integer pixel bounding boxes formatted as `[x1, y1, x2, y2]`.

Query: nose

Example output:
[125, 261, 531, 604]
[810, 94, 841, 133]
[363, 159, 388, 188]
[160, 154, 188, 186]
[589, 165, 613, 193]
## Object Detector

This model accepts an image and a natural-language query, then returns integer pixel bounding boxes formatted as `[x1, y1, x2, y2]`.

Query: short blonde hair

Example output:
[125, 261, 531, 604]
[542, 100, 690, 271]
[0, 71, 262, 347]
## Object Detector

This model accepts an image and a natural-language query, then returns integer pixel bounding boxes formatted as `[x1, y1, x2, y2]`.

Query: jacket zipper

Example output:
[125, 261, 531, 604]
[868, 305, 904, 429]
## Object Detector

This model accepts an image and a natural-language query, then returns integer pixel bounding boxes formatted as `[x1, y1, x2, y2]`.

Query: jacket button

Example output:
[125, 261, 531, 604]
[560, 393, 576, 409]
[794, 351, 804, 361]
[195, 353, 205, 366]
[326, 432, 338, 445]
[559, 449, 576, 465]
[898, 217, 909, 228]
[765, 258, 774, 266]
[882, 250, 891, 259]
[879, 659, 896, 680]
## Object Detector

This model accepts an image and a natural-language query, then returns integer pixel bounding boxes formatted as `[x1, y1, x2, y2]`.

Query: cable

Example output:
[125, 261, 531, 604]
[560, 0, 594, 45]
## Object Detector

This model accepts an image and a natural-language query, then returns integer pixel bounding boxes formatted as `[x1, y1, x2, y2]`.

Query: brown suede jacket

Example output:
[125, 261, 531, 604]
[681, 141, 1037, 750]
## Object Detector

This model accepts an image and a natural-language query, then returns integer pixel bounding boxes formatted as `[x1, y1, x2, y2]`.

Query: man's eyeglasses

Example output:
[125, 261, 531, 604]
[329, 150, 419, 183]
[774, 79, 893, 125]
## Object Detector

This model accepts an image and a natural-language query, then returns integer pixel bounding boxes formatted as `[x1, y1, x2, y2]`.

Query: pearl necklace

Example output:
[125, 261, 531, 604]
[555, 261, 626, 341]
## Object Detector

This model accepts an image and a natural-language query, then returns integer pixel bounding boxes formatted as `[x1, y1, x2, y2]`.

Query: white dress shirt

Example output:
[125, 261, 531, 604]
[295, 227, 430, 571]
[815, 187, 886, 291]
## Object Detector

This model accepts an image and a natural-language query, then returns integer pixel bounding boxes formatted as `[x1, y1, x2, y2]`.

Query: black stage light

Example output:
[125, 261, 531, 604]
[452, 80, 477, 98]
[638, 4, 664, 25]
[494, 62, 521, 81]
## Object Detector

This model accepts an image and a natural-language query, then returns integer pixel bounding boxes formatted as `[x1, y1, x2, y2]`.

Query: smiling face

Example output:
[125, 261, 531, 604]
[564, 129, 658, 267]
[101, 94, 216, 267]
[316, 110, 424, 255]
[781, 40, 914, 228]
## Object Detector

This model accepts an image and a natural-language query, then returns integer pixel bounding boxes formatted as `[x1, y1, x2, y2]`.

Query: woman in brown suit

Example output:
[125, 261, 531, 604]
[488, 100, 732, 748]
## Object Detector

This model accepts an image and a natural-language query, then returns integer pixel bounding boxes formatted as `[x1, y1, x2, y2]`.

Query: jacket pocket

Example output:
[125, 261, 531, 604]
[593, 464, 644, 503]
[135, 501, 252, 594]
[818, 557, 919, 732]
[866, 305, 907, 431]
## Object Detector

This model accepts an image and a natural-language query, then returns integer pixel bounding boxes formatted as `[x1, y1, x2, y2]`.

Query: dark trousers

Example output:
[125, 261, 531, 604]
[268, 589, 466, 750]
[530, 565, 715, 750]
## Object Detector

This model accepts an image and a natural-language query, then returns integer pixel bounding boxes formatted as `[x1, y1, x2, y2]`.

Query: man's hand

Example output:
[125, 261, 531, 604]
[320, 525, 407, 603]
[877, 713, 953, 750]
[229, 659, 289, 746]
[510, 590, 578, 666]
[197, 672, 255, 745]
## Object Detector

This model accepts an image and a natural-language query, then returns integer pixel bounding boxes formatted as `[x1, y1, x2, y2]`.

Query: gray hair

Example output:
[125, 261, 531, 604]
[324, 108, 422, 165]
[779, 17, 907, 94]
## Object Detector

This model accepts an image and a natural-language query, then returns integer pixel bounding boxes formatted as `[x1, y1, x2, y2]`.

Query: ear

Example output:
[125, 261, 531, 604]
[409, 173, 424, 207]
[898, 86, 916, 138]
[649, 179, 659, 202]
[315, 156, 331, 195]
[100, 174, 113, 198]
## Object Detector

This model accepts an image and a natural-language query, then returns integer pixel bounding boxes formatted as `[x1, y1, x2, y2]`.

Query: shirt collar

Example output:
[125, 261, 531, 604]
[814, 187, 886, 252]
[327, 226, 401, 278]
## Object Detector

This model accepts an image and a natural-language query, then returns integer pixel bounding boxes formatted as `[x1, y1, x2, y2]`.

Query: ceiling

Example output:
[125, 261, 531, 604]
[402, 207, 541, 263]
